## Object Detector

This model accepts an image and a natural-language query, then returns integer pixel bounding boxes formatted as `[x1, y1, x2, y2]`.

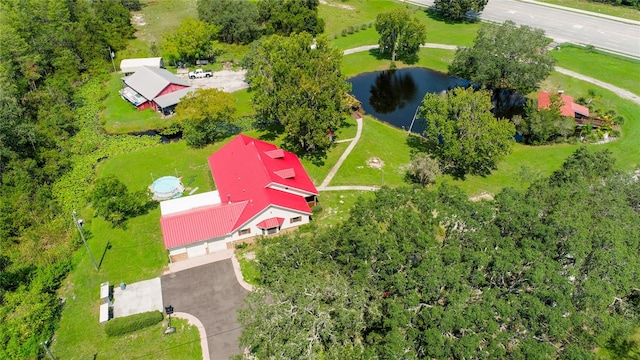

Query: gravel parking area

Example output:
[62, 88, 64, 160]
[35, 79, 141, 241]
[180, 70, 249, 93]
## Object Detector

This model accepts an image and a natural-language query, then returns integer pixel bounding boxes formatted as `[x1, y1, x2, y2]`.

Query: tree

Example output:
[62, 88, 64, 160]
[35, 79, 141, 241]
[92, 175, 152, 227]
[433, 0, 489, 21]
[238, 159, 640, 358]
[198, 0, 260, 44]
[419, 87, 515, 177]
[406, 152, 441, 185]
[173, 88, 238, 147]
[245, 33, 350, 153]
[161, 18, 218, 64]
[375, 9, 427, 62]
[258, 0, 324, 37]
[449, 20, 555, 95]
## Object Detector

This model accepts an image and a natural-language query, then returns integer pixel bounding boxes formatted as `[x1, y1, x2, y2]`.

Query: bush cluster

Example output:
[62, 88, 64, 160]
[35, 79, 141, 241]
[104, 311, 163, 337]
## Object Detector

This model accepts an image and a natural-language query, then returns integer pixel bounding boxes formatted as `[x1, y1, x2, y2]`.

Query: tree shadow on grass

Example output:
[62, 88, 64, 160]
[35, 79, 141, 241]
[406, 133, 432, 157]
[424, 8, 482, 25]
[255, 123, 284, 142]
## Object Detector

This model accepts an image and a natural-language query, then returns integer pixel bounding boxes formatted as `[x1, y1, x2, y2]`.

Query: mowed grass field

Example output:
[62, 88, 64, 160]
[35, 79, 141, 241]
[537, 0, 640, 21]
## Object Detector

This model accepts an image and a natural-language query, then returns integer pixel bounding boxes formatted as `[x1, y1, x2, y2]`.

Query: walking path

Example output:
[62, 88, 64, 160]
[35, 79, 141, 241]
[318, 117, 363, 190]
[554, 67, 640, 106]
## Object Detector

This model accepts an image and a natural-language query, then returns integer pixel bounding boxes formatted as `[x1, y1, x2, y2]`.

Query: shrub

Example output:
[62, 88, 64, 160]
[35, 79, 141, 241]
[104, 311, 163, 337]
[406, 153, 441, 185]
[341, 29, 348, 37]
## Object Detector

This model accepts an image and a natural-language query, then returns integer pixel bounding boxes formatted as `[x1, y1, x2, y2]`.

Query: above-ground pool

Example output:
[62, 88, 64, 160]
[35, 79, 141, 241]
[150, 176, 185, 201]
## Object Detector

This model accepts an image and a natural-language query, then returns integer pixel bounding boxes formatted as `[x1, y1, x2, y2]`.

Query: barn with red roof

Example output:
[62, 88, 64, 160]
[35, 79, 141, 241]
[160, 135, 318, 262]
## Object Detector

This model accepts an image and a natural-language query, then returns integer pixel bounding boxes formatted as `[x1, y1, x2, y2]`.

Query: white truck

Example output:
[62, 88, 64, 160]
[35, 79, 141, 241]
[188, 69, 213, 79]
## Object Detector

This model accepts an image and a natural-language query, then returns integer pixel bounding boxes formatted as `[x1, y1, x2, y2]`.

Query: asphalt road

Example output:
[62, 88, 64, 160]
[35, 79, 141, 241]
[408, 0, 640, 58]
[161, 259, 249, 360]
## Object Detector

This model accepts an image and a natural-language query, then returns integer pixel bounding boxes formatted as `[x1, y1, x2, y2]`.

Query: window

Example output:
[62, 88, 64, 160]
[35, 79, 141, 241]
[238, 228, 251, 236]
[290, 216, 302, 224]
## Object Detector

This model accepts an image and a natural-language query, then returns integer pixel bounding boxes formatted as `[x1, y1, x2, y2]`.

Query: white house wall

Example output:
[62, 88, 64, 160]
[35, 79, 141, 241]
[233, 205, 310, 240]
[168, 206, 310, 261]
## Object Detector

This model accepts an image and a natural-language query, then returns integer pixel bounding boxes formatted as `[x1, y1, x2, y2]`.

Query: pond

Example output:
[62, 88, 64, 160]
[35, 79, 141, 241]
[347, 67, 469, 134]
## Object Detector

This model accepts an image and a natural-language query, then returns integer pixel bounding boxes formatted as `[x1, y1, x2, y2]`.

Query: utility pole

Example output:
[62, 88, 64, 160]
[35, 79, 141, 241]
[108, 47, 117, 73]
[40, 341, 56, 360]
[72, 210, 99, 271]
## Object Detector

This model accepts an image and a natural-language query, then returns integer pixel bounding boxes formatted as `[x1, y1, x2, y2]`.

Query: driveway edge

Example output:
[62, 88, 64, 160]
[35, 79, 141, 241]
[173, 311, 210, 360]
[231, 255, 254, 292]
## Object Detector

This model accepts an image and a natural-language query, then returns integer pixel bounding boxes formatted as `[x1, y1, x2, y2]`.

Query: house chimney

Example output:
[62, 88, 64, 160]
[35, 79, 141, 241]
[227, 193, 231, 204]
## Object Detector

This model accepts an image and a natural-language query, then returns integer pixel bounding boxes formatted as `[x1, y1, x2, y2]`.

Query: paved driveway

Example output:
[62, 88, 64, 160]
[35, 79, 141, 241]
[161, 259, 249, 360]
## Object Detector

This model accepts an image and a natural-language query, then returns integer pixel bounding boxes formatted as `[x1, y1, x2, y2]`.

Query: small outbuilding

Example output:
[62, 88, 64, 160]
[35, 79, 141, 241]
[120, 57, 165, 76]
[119, 66, 192, 113]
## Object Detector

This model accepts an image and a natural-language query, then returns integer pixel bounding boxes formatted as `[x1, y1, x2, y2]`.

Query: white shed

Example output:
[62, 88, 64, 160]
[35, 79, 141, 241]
[120, 57, 164, 75]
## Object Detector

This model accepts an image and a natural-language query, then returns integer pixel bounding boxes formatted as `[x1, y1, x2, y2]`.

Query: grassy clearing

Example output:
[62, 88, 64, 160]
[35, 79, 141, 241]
[537, 0, 640, 21]
[320, 0, 401, 37]
[96, 140, 221, 192]
[117, 0, 198, 64]
[330, 116, 414, 187]
[52, 211, 201, 359]
[315, 190, 377, 227]
[552, 44, 640, 95]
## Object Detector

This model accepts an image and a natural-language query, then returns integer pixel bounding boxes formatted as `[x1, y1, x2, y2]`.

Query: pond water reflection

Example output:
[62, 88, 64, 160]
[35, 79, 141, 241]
[347, 67, 469, 134]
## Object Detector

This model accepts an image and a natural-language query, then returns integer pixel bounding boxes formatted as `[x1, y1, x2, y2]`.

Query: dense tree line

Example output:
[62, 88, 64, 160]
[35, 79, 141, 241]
[238, 148, 640, 359]
[0, 0, 138, 357]
[197, 0, 324, 45]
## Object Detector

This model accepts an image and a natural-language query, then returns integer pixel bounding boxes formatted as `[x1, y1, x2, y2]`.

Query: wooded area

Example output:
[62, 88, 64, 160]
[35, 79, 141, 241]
[0, 0, 154, 357]
[238, 148, 640, 359]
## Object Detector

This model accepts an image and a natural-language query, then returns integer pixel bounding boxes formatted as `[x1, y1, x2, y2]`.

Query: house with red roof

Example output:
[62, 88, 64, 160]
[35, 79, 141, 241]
[160, 135, 318, 262]
[119, 66, 193, 115]
[538, 92, 590, 119]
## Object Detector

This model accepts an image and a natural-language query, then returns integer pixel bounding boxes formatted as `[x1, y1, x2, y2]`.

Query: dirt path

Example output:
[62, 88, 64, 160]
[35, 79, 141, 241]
[554, 67, 640, 105]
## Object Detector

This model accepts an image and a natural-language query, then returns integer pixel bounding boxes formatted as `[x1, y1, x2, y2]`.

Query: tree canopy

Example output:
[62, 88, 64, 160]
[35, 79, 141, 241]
[433, 0, 489, 21]
[245, 32, 350, 153]
[173, 88, 239, 147]
[419, 87, 515, 177]
[258, 0, 324, 37]
[449, 20, 555, 95]
[375, 9, 427, 62]
[197, 0, 261, 44]
[161, 18, 218, 64]
[238, 148, 640, 359]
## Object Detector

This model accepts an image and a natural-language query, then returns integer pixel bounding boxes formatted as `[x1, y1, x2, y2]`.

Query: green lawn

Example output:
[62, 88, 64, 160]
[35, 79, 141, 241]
[343, 47, 455, 77]
[537, 0, 640, 21]
[120, 0, 198, 62]
[315, 190, 377, 227]
[320, 0, 402, 37]
[52, 211, 201, 359]
[96, 140, 222, 192]
[552, 44, 640, 95]
[330, 116, 414, 187]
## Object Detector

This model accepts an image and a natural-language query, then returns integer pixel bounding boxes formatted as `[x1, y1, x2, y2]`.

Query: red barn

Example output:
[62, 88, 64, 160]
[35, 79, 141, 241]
[119, 66, 192, 114]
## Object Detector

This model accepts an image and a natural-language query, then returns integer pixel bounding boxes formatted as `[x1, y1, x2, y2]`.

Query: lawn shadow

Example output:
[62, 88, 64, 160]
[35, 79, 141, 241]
[406, 133, 432, 157]
[255, 123, 284, 142]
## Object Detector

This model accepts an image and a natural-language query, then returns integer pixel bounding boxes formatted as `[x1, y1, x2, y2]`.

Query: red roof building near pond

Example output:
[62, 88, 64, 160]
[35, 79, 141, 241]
[160, 135, 318, 262]
[538, 92, 590, 119]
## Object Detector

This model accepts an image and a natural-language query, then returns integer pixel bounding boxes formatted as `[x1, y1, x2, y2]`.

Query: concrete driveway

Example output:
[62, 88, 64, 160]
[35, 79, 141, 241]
[161, 259, 249, 360]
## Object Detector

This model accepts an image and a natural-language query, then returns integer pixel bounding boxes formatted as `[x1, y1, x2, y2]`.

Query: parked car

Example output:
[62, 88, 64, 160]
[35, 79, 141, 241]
[188, 69, 213, 79]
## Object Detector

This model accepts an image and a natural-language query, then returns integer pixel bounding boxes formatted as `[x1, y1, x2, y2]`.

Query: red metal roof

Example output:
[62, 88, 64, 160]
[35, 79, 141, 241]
[161, 135, 318, 249]
[538, 92, 590, 118]
[161, 201, 248, 248]
[256, 217, 285, 229]
[208, 135, 318, 230]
